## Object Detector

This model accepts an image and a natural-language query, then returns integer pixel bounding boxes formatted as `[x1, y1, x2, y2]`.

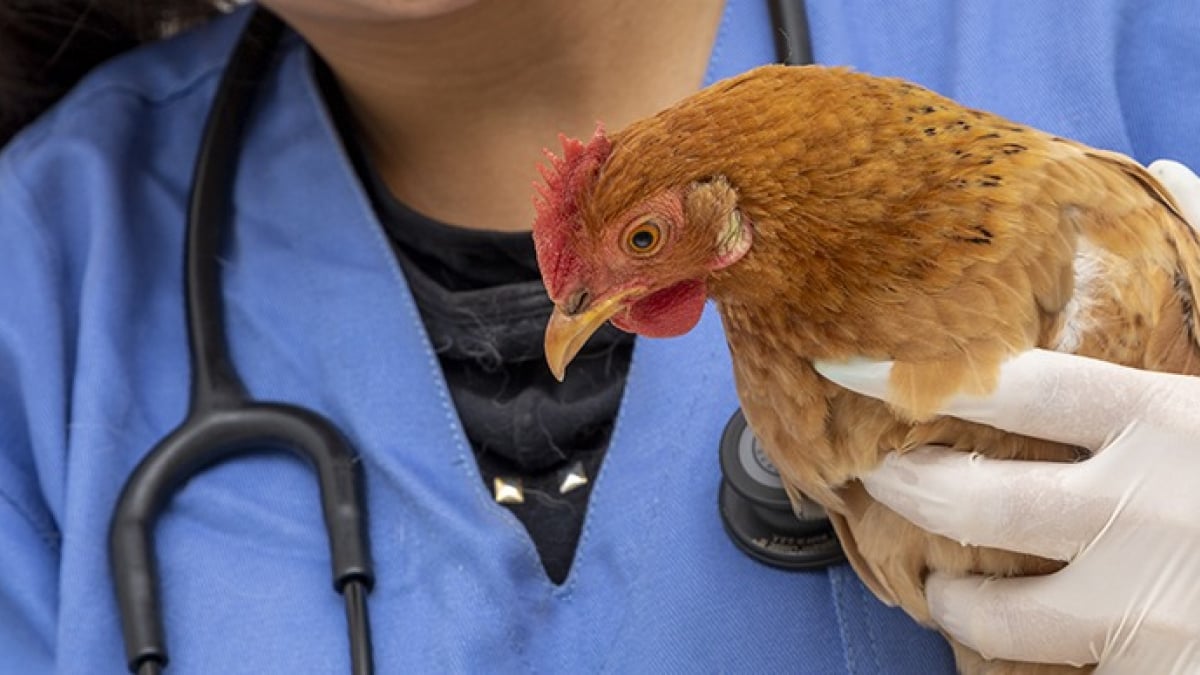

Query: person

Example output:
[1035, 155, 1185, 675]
[0, 1, 1196, 672]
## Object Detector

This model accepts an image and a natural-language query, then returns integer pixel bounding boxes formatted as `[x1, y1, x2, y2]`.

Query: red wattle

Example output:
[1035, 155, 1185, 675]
[611, 280, 708, 338]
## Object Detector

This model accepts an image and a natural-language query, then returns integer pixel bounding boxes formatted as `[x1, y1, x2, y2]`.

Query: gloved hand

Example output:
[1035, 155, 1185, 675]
[817, 350, 1200, 673]
[814, 159, 1200, 674]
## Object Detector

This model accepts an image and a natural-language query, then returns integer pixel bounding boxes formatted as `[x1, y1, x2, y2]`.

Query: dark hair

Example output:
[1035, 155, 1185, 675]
[0, 1, 226, 146]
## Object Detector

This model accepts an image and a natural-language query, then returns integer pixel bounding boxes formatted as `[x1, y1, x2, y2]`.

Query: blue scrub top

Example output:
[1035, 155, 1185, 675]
[1, 1, 1197, 673]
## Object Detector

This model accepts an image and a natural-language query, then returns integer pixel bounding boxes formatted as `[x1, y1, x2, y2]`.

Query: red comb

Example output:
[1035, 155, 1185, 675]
[531, 124, 612, 299]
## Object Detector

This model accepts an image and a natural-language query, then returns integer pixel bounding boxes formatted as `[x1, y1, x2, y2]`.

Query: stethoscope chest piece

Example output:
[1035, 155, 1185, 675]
[718, 409, 846, 570]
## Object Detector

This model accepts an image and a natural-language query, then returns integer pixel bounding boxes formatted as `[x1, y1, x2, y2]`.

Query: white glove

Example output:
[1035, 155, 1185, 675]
[813, 159, 1200, 674]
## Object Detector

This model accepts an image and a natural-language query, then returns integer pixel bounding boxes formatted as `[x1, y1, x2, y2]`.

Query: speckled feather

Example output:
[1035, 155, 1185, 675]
[553, 64, 1200, 675]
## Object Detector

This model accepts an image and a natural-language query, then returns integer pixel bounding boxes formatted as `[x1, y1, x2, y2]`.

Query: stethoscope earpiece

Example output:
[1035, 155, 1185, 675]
[718, 409, 846, 570]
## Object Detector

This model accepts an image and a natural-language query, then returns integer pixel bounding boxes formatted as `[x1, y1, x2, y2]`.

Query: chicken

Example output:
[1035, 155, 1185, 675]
[530, 64, 1200, 675]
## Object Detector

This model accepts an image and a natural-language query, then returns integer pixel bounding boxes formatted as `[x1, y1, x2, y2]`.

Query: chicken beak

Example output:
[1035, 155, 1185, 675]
[545, 288, 641, 381]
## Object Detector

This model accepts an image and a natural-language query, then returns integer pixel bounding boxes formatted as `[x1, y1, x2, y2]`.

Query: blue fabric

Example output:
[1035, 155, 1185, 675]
[1, 1, 1196, 673]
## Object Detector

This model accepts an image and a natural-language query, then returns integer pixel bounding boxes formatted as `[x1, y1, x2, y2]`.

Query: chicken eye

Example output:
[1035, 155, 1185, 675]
[626, 220, 663, 255]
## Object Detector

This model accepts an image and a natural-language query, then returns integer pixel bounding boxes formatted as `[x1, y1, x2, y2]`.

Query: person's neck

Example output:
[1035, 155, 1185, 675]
[277, 0, 726, 232]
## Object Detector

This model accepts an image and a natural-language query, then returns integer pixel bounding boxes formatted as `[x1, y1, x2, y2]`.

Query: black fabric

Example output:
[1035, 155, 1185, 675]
[315, 58, 634, 584]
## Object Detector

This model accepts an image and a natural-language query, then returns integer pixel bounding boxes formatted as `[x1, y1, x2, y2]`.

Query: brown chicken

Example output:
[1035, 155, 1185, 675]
[530, 64, 1200, 674]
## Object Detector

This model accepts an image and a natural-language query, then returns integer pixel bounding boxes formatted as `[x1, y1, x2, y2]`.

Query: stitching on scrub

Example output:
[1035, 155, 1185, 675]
[0, 485, 61, 553]
[829, 566, 858, 675]
[856, 579, 882, 673]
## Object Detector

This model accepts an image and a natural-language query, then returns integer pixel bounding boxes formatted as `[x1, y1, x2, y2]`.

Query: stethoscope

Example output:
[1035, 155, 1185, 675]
[107, 3, 824, 674]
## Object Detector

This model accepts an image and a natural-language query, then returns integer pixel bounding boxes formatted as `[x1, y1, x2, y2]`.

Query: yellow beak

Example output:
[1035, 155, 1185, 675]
[544, 288, 642, 381]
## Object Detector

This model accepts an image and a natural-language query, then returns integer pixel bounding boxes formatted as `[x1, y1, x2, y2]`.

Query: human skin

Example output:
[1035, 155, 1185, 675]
[261, 0, 727, 233]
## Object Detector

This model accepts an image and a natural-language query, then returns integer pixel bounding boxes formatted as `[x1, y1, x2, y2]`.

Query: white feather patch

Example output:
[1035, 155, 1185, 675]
[1054, 240, 1106, 353]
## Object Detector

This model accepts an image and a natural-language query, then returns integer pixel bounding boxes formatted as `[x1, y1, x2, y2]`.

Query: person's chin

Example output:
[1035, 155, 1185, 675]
[265, 0, 481, 22]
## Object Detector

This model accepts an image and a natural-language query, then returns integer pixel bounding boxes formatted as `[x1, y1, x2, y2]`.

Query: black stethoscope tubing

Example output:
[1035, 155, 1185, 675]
[108, 9, 372, 675]
[106, 3, 810, 674]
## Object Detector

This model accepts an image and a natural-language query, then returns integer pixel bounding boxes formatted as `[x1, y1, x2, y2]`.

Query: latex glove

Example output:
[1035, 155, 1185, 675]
[814, 159, 1200, 674]
[817, 351, 1200, 672]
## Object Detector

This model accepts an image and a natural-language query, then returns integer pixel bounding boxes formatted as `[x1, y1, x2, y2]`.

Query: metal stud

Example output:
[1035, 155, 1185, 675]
[493, 476, 525, 504]
[558, 461, 589, 494]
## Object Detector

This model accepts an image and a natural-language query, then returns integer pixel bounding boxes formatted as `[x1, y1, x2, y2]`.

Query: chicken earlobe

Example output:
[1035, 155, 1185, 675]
[682, 176, 754, 270]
